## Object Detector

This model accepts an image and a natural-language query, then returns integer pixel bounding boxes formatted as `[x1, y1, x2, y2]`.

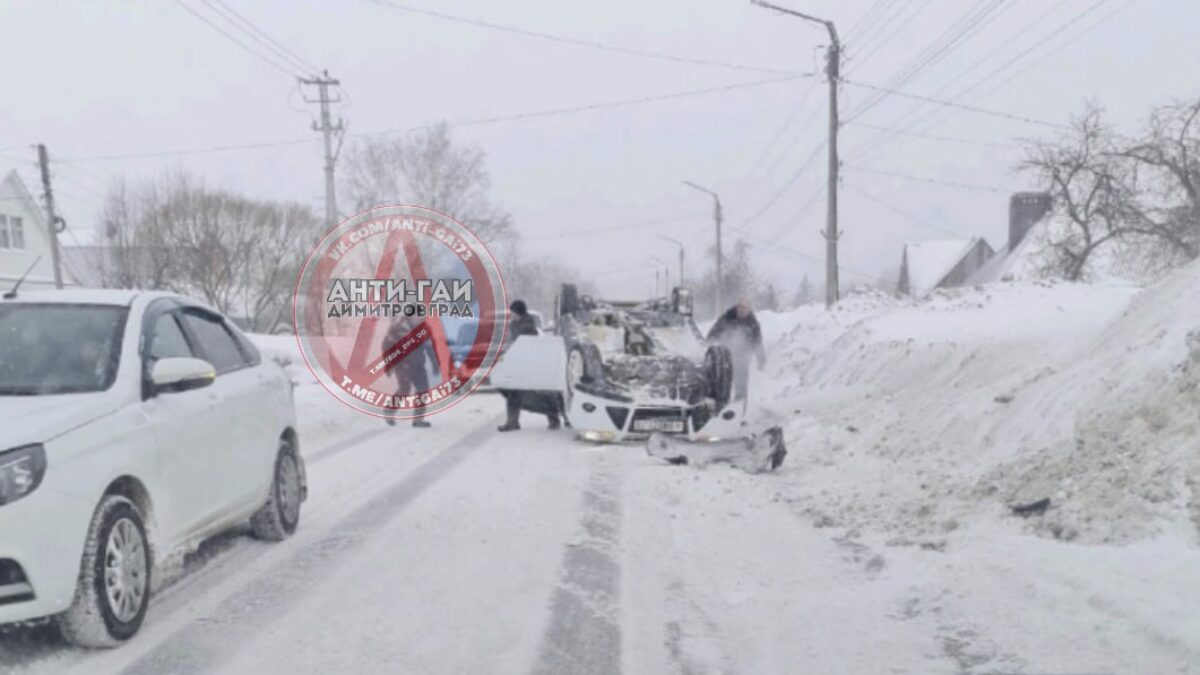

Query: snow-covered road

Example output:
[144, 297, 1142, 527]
[4, 387, 1197, 674]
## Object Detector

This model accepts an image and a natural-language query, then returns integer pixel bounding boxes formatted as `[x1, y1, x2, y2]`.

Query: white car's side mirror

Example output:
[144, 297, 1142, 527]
[150, 357, 216, 394]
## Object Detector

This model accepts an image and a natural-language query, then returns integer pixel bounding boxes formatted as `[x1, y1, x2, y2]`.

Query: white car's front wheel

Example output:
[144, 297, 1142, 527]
[58, 496, 151, 648]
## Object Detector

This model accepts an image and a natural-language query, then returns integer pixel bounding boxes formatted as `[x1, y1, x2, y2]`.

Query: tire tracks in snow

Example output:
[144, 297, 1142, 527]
[108, 419, 497, 675]
[531, 455, 623, 675]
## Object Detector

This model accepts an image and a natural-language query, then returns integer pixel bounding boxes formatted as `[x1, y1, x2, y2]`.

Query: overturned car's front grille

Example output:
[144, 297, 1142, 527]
[0, 559, 34, 606]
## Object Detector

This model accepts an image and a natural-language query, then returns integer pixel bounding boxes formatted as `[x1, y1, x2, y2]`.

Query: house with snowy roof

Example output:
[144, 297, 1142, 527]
[897, 192, 1053, 298]
[898, 237, 995, 298]
[0, 168, 80, 290]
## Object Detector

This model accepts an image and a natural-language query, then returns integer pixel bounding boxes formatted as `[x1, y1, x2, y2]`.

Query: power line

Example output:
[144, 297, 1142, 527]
[950, 0, 1134, 110]
[843, 79, 1070, 129]
[845, 183, 972, 239]
[525, 213, 703, 240]
[847, 122, 1015, 150]
[735, 231, 879, 280]
[847, 0, 914, 65]
[929, 0, 1114, 113]
[199, 0, 320, 76]
[739, 139, 826, 231]
[764, 184, 825, 241]
[52, 170, 108, 200]
[847, 0, 938, 73]
[171, 0, 300, 78]
[363, 0, 796, 76]
[846, 1, 1073, 163]
[51, 158, 113, 189]
[845, 163, 1011, 194]
[845, 0, 900, 45]
[64, 75, 799, 162]
[362, 76, 801, 137]
[847, 0, 1013, 119]
[853, 0, 1117, 164]
[740, 81, 820, 182]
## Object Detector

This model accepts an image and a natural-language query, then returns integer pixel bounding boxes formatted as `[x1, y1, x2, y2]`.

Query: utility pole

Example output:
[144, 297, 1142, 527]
[659, 235, 686, 287]
[36, 144, 64, 289]
[751, 0, 841, 309]
[300, 71, 345, 230]
[682, 181, 723, 311]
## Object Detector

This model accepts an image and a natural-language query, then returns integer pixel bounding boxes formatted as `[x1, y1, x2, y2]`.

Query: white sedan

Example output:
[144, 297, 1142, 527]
[0, 290, 305, 647]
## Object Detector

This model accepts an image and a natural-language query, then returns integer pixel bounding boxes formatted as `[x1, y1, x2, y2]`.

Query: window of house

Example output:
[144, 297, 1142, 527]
[10, 216, 23, 249]
[0, 215, 9, 248]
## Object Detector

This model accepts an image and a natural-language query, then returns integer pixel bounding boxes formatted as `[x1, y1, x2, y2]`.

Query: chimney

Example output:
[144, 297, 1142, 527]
[1009, 192, 1052, 251]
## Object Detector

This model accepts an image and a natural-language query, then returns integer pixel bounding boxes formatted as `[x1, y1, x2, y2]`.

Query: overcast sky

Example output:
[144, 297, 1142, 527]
[2, 0, 1198, 299]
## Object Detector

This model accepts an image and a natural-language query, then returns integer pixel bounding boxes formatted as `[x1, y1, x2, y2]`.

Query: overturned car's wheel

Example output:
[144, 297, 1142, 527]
[704, 344, 734, 410]
[559, 283, 580, 318]
[567, 341, 604, 387]
[250, 438, 302, 542]
[58, 496, 151, 648]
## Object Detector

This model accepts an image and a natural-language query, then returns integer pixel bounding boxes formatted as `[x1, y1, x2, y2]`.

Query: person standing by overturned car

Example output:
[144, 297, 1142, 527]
[706, 297, 766, 401]
[496, 300, 562, 432]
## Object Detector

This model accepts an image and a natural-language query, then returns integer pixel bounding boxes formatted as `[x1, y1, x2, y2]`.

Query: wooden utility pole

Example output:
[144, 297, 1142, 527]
[823, 29, 841, 309]
[35, 144, 64, 289]
[751, 0, 841, 308]
[301, 71, 345, 230]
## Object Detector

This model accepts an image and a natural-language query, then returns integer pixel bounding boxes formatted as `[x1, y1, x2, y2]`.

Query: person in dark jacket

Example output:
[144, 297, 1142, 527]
[383, 315, 436, 428]
[497, 300, 562, 432]
[706, 296, 767, 401]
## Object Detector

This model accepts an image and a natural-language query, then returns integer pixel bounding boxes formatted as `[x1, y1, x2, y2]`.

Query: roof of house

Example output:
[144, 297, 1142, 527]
[966, 218, 1048, 285]
[903, 238, 980, 298]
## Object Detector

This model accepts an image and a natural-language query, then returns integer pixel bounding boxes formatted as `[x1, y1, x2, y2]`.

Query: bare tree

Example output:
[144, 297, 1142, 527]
[1021, 106, 1133, 280]
[1021, 98, 1200, 282]
[341, 122, 514, 245]
[1119, 98, 1200, 273]
[101, 173, 321, 332]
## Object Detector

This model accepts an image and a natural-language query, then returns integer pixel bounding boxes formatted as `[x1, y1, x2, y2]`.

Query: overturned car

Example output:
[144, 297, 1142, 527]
[488, 285, 747, 442]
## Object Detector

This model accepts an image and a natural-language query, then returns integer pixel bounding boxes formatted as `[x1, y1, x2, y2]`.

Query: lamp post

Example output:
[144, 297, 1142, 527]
[682, 181, 723, 311]
[751, 0, 841, 309]
[658, 235, 686, 287]
[649, 256, 670, 296]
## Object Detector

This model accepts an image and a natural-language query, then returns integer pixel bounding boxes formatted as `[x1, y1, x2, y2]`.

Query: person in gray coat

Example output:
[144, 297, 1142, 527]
[706, 297, 766, 401]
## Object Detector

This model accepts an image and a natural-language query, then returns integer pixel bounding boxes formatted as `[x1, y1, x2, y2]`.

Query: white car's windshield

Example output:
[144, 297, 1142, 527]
[0, 304, 127, 396]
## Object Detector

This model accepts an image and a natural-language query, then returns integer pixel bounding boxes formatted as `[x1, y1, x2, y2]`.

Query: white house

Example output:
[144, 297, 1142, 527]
[0, 168, 79, 291]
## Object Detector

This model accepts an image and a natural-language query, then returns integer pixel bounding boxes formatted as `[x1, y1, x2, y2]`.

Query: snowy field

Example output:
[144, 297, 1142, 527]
[2, 263, 1199, 674]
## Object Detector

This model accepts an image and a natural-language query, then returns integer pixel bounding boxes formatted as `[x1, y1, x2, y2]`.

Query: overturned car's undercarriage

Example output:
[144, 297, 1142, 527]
[554, 285, 740, 441]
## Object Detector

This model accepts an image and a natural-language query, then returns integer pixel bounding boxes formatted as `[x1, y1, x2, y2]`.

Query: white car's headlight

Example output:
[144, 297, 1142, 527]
[0, 444, 47, 506]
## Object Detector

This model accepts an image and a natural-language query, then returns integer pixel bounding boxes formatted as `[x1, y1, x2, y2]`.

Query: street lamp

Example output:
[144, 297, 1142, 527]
[659, 235, 685, 287]
[751, 0, 841, 309]
[649, 256, 670, 296]
[682, 180, 724, 311]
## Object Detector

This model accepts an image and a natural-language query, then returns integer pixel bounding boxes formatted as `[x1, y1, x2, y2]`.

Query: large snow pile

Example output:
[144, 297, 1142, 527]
[758, 263, 1200, 545]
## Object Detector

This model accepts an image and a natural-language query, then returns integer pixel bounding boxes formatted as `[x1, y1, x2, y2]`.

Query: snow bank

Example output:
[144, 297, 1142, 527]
[759, 264, 1200, 545]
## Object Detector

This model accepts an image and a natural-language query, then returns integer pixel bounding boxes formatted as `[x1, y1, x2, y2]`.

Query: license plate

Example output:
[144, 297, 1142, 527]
[633, 418, 685, 433]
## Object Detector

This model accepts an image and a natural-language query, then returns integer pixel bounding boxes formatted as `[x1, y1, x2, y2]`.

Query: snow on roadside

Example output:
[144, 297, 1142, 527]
[250, 335, 378, 450]
[756, 262, 1200, 545]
